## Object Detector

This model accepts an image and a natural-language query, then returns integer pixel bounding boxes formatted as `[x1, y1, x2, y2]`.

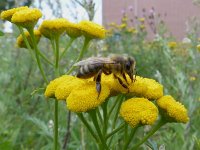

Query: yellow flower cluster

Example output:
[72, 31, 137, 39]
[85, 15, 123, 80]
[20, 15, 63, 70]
[44, 75, 73, 98]
[65, 22, 82, 38]
[67, 82, 110, 112]
[44, 75, 110, 112]
[157, 95, 189, 123]
[101, 74, 163, 100]
[11, 8, 42, 29]
[168, 41, 177, 49]
[120, 98, 158, 127]
[79, 20, 106, 39]
[0, 6, 28, 21]
[16, 30, 41, 48]
[39, 18, 71, 38]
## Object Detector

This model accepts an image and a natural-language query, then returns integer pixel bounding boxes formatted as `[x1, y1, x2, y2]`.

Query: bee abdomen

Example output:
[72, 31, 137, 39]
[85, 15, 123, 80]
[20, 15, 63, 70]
[77, 64, 101, 78]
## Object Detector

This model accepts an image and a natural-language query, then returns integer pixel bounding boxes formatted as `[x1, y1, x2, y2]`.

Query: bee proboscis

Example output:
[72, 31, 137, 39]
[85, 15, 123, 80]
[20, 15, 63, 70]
[74, 55, 136, 97]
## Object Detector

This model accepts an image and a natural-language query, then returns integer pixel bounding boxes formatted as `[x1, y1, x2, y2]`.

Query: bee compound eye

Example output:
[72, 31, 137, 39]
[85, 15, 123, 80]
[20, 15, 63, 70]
[126, 62, 131, 70]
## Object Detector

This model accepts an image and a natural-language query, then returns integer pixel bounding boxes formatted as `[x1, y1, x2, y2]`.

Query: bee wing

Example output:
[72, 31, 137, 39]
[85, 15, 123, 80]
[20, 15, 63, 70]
[74, 57, 115, 66]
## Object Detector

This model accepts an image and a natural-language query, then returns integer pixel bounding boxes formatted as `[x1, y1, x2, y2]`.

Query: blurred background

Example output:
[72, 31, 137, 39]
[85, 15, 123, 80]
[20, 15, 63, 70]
[0, 0, 200, 150]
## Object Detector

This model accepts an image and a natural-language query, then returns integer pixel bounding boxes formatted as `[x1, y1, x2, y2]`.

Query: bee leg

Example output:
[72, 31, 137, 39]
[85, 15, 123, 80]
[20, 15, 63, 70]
[134, 70, 137, 82]
[122, 72, 129, 85]
[96, 69, 102, 98]
[114, 74, 129, 93]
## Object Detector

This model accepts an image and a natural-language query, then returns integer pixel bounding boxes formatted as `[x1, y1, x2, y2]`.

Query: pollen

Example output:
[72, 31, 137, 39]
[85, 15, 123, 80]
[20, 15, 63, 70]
[39, 18, 71, 38]
[79, 20, 106, 39]
[16, 30, 41, 49]
[120, 98, 158, 128]
[67, 81, 110, 112]
[157, 95, 189, 123]
[0, 6, 28, 21]
[44, 75, 74, 98]
[11, 8, 42, 29]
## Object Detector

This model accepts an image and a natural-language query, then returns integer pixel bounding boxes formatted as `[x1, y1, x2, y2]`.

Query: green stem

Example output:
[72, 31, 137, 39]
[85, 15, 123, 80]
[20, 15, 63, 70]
[53, 35, 61, 150]
[106, 123, 126, 139]
[18, 27, 36, 62]
[89, 110, 109, 150]
[108, 95, 122, 118]
[123, 126, 138, 150]
[77, 113, 99, 142]
[66, 37, 90, 74]
[37, 50, 54, 66]
[55, 36, 60, 74]
[54, 100, 58, 150]
[112, 96, 124, 130]
[131, 120, 166, 150]
[102, 101, 108, 137]
[60, 38, 75, 60]
[28, 28, 48, 83]
[96, 107, 103, 123]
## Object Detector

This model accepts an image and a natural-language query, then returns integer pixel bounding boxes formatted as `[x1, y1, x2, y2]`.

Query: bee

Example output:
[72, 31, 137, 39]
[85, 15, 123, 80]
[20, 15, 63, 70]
[74, 55, 136, 97]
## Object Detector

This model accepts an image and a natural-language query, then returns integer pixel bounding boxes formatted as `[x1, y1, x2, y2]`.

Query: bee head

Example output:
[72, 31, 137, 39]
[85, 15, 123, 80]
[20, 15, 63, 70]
[125, 56, 136, 82]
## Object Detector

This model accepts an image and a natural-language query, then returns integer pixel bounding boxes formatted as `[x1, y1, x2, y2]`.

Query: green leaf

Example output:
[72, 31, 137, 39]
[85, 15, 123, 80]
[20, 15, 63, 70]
[0, 30, 4, 36]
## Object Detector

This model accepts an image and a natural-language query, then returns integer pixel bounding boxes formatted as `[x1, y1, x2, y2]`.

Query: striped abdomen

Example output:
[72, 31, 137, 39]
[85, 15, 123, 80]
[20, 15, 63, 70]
[77, 64, 102, 79]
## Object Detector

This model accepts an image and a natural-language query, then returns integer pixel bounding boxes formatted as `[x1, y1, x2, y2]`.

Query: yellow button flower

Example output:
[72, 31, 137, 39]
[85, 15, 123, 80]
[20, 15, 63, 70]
[79, 20, 106, 39]
[44, 75, 74, 98]
[11, 8, 42, 29]
[0, 6, 29, 21]
[65, 22, 82, 38]
[102, 74, 163, 99]
[67, 81, 110, 112]
[157, 95, 189, 123]
[16, 30, 41, 48]
[120, 98, 158, 128]
[168, 41, 177, 49]
[55, 77, 86, 100]
[39, 18, 70, 39]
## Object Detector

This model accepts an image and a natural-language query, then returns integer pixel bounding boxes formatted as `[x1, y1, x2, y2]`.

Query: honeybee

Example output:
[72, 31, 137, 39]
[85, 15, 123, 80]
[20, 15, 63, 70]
[74, 55, 136, 96]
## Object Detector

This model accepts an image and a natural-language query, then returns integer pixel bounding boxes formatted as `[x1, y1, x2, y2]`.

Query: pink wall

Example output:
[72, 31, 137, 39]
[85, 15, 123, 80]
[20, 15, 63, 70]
[103, 0, 200, 40]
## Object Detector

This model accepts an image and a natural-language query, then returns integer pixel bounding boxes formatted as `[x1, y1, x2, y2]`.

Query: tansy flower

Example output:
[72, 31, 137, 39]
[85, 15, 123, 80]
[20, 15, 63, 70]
[67, 81, 110, 112]
[168, 41, 177, 49]
[0, 6, 28, 21]
[16, 29, 41, 48]
[11, 8, 42, 29]
[55, 77, 86, 100]
[139, 25, 145, 30]
[102, 74, 163, 99]
[157, 95, 189, 123]
[44, 75, 74, 98]
[196, 44, 200, 52]
[138, 18, 145, 22]
[119, 23, 126, 29]
[120, 98, 158, 128]
[65, 22, 82, 38]
[79, 20, 106, 39]
[39, 18, 70, 39]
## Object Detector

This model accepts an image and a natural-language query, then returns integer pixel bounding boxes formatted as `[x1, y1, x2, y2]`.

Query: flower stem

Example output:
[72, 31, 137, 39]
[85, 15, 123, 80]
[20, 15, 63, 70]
[77, 113, 99, 142]
[28, 28, 48, 83]
[54, 99, 58, 150]
[53, 35, 60, 150]
[89, 110, 109, 150]
[60, 38, 75, 60]
[106, 123, 126, 139]
[102, 101, 108, 137]
[18, 27, 36, 62]
[123, 126, 138, 150]
[66, 37, 90, 74]
[132, 120, 166, 150]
